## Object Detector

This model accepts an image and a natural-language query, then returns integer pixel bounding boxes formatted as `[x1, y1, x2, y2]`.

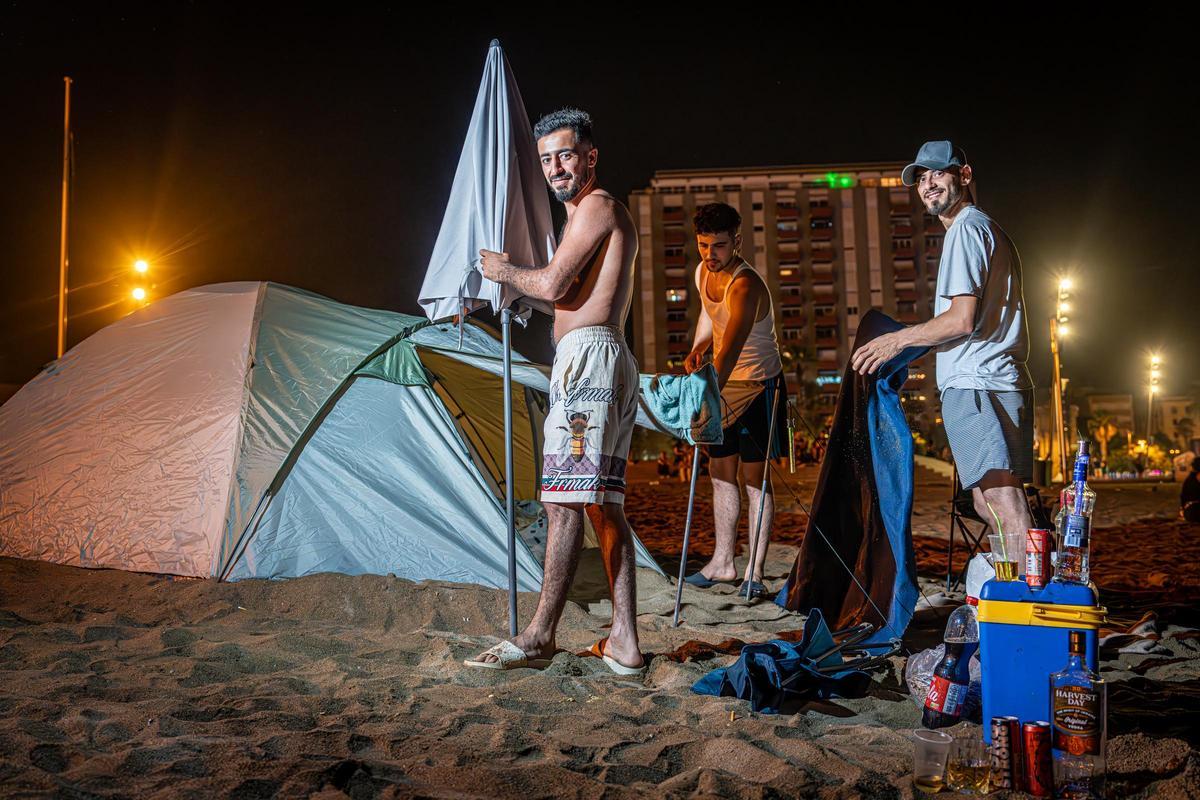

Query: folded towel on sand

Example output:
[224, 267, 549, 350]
[636, 365, 722, 445]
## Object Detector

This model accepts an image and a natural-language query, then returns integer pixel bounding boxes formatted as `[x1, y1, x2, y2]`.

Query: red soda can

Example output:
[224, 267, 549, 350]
[1023, 721, 1054, 798]
[1025, 528, 1052, 589]
[990, 716, 1023, 791]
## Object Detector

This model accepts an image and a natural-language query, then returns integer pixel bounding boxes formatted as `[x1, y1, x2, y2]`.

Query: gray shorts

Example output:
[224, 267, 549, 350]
[941, 388, 1033, 489]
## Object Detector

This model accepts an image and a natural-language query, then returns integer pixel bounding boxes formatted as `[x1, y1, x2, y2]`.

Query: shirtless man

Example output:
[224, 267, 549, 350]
[464, 108, 644, 673]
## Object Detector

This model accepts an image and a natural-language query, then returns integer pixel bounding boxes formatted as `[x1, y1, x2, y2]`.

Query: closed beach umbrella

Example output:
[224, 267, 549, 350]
[418, 40, 554, 636]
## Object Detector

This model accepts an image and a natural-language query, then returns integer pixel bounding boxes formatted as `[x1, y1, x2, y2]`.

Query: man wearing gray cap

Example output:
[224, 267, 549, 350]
[852, 141, 1033, 542]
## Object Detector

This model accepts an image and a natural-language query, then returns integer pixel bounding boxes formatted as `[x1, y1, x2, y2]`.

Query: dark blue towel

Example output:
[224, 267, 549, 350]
[691, 610, 873, 714]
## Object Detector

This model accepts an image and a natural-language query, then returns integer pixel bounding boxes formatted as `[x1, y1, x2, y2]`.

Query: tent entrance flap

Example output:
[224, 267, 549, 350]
[419, 347, 540, 502]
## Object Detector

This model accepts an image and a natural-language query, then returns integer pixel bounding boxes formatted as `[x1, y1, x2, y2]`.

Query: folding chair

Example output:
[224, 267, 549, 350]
[946, 472, 1055, 593]
[946, 466, 988, 592]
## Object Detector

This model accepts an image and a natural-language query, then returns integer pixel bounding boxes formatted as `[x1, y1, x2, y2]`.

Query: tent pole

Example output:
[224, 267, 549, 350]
[502, 307, 518, 638]
[745, 380, 779, 600]
[672, 444, 703, 627]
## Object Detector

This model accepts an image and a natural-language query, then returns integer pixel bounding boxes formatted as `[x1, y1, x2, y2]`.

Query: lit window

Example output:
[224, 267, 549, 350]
[666, 289, 687, 303]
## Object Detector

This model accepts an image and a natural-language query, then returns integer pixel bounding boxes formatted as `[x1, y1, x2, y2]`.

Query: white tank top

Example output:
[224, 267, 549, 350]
[696, 261, 782, 381]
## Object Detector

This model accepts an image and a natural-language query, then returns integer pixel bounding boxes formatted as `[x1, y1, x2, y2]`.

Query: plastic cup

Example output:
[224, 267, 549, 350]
[946, 733, 990, 794]
[988, 532, 1025, 581]
[913, 729, 952, 794]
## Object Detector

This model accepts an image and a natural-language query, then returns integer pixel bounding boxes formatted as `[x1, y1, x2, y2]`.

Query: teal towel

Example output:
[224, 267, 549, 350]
[636, 365, 723, 445]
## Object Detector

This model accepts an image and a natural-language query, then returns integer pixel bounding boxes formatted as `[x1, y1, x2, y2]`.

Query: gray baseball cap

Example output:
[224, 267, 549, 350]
[901, 140, 968, 186]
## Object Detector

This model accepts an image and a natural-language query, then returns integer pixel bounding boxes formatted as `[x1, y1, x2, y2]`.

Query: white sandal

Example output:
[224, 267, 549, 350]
[463, 640, 552, 671]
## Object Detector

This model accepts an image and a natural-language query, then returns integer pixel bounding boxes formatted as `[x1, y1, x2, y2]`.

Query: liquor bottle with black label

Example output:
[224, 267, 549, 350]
[1054, 440, 1095, 584]
[1050, 630, 1106, 799]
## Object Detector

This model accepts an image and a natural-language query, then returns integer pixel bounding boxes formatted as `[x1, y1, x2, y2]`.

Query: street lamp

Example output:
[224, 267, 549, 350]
[134, 259, 149, 274]
[1049, 276, 1074, 482]
[1147, 354, 1162, 440]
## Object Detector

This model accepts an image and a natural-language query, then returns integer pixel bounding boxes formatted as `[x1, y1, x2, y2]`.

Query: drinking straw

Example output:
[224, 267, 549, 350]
[985, 500, 1008, 563]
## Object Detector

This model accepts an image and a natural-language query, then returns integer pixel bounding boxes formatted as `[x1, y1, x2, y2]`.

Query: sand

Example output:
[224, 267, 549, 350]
[2, 463, 1198, 798]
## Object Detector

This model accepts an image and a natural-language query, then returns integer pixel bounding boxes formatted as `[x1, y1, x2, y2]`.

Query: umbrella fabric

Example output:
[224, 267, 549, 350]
[774, 310, 926, 645]
[691, 610, 873, 714]
[418, 40, 555, 322]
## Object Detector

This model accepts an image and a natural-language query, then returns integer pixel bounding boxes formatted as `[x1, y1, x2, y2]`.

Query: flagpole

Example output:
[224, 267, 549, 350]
[502, 306, 518, 637]
[57, 76, 73, 358]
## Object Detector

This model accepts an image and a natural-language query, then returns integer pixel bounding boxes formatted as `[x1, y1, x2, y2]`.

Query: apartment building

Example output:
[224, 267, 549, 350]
[629, 163, 941, 433]
[1153, 395, 1197, 448]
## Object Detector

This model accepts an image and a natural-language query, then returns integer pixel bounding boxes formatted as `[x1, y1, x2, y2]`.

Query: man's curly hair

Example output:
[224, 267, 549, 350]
[692, 202, 741, 237]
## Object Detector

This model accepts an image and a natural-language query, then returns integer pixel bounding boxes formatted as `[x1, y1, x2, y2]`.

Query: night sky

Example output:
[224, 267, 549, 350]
[3, 10, 1197, 401]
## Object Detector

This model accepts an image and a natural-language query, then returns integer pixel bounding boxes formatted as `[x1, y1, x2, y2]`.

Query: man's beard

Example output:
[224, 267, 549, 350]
[924, 182, 962, 216]
[704, 252, 738, 272]
[551, 168, 591, 202]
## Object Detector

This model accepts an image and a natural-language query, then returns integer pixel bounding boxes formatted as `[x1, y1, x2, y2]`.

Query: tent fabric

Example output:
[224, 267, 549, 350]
[0, 283, 261, 576]
[223, 379, 546, 590]
[418, 39, 555, 321]
[0, 282, 664, 588]
[774, 310, 925, 645]
[218, 284, 428, 571]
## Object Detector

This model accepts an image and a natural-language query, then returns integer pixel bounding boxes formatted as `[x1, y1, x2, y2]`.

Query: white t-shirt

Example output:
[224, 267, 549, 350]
[933, 205, 1032, 392]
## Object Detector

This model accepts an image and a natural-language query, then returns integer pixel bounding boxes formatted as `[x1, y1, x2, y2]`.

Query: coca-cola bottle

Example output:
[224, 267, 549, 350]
[922, 598, 980, 729]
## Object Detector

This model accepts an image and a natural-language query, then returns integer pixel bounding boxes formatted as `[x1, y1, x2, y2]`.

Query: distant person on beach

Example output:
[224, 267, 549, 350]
[1182, 456, 1200, 523]
[672, 439, 688, 482]
[682, 202, 787, 599]
[656, 451, 672, 479]
[852, 141, 1033, 540]
[466, 108, 645, 674]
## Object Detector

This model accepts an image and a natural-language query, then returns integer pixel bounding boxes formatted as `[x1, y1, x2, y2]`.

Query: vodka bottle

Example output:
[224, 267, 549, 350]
[1054, 440, 1095, 584]
[1050, 630, 1106, 799]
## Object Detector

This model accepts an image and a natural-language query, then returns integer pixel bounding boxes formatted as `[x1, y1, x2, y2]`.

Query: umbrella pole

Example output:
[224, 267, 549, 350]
[672, 445, 704, 627]
[502, 307, 518, 638]
[745, 380, 779, 600]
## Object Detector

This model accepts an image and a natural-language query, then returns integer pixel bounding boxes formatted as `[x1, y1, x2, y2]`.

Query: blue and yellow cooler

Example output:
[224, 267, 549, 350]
[977, 579, 1107, 743]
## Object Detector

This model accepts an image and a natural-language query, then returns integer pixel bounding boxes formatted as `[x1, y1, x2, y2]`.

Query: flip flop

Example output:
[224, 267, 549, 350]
[737, 580, 770, 600]
[585, 637, 646, 677]
[463, 640, 552, 671]
[684, 572, 733, 588]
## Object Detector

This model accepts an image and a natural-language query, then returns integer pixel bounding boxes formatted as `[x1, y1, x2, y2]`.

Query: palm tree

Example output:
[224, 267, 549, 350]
[1088, 413, 1118, 470]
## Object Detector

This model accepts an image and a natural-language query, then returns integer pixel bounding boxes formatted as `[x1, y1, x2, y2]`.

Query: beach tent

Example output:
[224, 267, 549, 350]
[0, 282, 661, 588]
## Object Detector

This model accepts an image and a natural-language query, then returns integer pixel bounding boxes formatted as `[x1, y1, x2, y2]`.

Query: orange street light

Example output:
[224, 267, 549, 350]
[131, 287, 147, 301]
[134, 259, 149, 274]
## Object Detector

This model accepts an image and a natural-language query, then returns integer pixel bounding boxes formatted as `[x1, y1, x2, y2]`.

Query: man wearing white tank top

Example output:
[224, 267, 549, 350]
[683, 203, 787, 598]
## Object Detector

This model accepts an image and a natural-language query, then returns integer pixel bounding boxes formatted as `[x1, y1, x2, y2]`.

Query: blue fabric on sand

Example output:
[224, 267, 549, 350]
[862, 315, 922, 645]
[691, 610, 873, 714]
[636, 364, 722, 445]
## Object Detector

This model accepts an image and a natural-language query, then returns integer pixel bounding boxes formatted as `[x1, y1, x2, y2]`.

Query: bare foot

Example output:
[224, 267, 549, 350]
[597, 635, 643, 670]
[698, 560, 737, 582]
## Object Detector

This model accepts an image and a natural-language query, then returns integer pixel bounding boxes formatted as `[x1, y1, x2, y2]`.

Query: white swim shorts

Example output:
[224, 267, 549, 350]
[541, 325, 638, 505]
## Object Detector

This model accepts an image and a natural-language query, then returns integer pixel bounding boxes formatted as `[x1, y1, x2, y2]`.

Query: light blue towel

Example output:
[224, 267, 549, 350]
[636, 365, 723, 445]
